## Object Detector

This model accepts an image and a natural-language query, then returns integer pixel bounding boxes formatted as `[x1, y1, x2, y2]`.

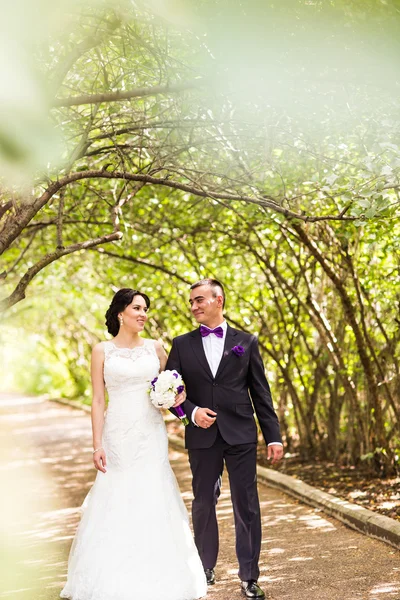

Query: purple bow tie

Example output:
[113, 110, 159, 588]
[200, 325, 224, 338]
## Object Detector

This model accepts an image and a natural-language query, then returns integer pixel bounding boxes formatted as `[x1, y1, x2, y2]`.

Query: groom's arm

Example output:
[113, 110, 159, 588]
[166, 338, 197, 424]
[247, 336, 282, 446]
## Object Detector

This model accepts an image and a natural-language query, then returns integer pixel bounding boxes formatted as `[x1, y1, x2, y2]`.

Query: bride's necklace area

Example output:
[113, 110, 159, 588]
[111, 338, 145, 350]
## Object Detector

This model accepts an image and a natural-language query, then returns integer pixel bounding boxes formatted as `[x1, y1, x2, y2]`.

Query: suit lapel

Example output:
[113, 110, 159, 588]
[189, 329, 214, 380]
[215, 325, 238, 379]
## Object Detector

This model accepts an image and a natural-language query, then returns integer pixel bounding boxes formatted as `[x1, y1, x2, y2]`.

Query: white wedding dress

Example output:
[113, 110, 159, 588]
[60, 339, 207, 600]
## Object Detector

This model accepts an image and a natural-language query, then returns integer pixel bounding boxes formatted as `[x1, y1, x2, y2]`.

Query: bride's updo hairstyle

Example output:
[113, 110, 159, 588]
[105, 288, 150, 336]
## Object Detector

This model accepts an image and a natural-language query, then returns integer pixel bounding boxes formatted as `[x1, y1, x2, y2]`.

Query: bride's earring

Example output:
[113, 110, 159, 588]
[119, 316, 123, 326]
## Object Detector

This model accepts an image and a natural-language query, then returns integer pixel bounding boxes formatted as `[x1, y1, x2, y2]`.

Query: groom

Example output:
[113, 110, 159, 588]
[166, 279, 283, 599]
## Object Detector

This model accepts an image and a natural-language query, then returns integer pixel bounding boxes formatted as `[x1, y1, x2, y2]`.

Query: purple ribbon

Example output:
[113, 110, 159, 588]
[175, 405, 185, 418]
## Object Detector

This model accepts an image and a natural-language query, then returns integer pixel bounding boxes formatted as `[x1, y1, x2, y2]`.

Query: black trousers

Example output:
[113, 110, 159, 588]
[188, 429, 261, 581]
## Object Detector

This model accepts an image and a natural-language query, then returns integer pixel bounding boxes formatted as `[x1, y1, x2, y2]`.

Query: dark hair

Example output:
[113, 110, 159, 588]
[190, 278, 225, 308]
[105, 288, 150, 336]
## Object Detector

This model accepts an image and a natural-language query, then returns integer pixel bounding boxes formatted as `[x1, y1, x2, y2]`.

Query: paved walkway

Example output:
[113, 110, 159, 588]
[1, 394, 400, 600]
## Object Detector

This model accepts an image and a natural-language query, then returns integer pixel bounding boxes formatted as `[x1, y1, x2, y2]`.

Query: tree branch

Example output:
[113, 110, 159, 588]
[0, 200, 13, 220]
[91, 248, 191, 284]
[0, 231, 122, 312]
[35, 169, 357, 223]
[56, 188, 66, 249]
[52, 80, 201, 108]
[0, 168, 358, 259]
[51, 18, 122, 92]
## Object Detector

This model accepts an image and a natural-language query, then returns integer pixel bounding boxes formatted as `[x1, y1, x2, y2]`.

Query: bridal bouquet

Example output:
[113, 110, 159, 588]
[150, 370, 189, 426]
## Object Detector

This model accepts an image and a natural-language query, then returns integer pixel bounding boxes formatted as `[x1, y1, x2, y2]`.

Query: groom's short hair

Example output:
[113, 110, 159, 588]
[190, 278, 225, 308]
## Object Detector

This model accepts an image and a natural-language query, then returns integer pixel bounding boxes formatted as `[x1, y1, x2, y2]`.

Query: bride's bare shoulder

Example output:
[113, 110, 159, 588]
[92, 341, 107, 355]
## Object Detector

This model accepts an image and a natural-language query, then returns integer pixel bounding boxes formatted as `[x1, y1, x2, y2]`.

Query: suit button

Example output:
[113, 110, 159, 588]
[213, 383, 218, 387]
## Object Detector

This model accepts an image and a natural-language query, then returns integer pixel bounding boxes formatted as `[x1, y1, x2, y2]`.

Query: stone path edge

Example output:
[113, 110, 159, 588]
[49, 397, 400, 552]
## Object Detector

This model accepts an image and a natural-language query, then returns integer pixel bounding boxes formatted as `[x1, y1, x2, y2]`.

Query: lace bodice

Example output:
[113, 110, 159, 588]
[103, 338, 160, 396]
[101, 338, 163, 470]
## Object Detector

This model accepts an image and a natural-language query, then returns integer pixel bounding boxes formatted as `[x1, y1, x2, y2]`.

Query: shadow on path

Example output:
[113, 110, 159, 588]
[1, 394, 399, 600]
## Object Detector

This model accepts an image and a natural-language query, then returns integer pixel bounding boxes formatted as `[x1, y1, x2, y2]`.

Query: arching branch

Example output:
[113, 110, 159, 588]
[0, 232, 122, 312]
[52, 80, 201, 108]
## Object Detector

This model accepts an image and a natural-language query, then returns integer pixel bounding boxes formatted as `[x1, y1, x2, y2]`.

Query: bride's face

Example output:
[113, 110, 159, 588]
[120, 295, 148, 333]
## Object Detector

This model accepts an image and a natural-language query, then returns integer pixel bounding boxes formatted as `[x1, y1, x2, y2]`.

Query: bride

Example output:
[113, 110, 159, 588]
[60, 288, 207, 600]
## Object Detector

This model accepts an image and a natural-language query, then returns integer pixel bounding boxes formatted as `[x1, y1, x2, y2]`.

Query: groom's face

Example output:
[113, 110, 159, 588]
[189, 285, 223, 325]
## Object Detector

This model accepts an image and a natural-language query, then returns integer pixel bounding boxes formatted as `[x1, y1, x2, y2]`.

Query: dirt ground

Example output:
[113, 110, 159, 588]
[167, 418, 400, 523]
[1, 393, 400, 600]
[269, 457, 400, 522]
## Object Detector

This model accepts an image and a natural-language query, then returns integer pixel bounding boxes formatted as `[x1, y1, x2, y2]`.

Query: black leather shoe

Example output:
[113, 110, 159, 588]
[205, 568, 215, 585]
[241, 580, 265, 599]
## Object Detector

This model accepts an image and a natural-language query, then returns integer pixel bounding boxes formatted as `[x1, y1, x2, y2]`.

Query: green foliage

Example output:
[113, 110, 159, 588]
[1, 1, 400, 474]
[3, 187, 400, 474]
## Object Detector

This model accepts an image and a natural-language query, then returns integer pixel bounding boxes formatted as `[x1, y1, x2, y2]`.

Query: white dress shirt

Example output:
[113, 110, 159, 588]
[201, 320, 228, 377]
[191, 321, 227, 425]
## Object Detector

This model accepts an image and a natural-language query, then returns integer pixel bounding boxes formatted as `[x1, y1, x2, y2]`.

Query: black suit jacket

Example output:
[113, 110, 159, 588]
[165, 325, 282, 449]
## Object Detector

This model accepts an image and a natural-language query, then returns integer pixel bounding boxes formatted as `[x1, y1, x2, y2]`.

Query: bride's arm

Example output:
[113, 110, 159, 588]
[91, 343, 107, 473]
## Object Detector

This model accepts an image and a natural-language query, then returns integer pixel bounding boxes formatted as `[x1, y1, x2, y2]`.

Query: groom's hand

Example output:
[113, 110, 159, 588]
[194, 408, 217, 429]
[267, 444, 284, 464]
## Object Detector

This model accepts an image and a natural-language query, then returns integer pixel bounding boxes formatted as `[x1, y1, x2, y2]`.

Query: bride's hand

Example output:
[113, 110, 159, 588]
[93, 448, 107, 473]
[173, 389, 186, 408]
